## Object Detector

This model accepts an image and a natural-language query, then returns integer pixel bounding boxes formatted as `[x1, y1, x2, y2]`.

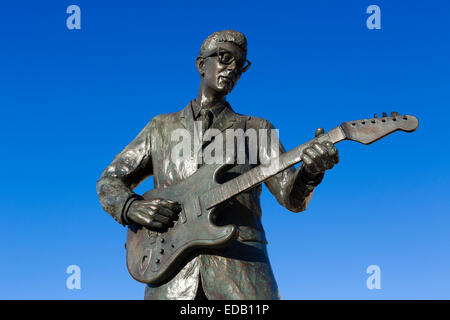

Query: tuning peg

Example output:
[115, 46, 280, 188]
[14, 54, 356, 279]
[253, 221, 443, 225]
[390, 111, 400, 117]
[374, 113, 378, 118]
[382, 112, 388, 117]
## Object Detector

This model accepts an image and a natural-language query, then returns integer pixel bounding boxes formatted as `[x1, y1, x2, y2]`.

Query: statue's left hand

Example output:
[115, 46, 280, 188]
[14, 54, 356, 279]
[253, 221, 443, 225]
[300, 127, 339, 180]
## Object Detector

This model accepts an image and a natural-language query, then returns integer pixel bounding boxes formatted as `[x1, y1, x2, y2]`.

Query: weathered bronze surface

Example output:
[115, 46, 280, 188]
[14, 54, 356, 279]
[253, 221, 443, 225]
[124, 112, 418, 286]
[96, 30, 418, 299]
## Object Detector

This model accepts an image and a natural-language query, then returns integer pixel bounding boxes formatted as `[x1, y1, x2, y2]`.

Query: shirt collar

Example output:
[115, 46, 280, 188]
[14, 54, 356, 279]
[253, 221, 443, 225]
[191, 100, 227, 119]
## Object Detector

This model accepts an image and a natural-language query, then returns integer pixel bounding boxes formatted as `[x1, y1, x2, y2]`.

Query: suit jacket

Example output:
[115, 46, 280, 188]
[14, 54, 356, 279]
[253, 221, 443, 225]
[96, 101, 323, 299]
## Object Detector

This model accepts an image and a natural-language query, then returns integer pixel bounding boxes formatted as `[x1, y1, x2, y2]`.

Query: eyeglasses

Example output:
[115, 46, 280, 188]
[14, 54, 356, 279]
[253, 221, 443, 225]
[202, 47, 251, 73]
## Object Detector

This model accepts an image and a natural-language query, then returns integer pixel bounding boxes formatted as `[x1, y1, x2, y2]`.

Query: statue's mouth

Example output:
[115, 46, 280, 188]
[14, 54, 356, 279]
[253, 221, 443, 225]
[219, 76, 234, 87]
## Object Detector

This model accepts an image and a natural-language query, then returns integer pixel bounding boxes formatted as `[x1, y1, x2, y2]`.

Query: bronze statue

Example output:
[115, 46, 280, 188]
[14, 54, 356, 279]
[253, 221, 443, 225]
[96, 30, 417, 300]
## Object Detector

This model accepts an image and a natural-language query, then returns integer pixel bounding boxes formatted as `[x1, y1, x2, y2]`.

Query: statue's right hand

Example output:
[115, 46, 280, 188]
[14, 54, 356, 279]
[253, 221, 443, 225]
[126, 198, 181, 230]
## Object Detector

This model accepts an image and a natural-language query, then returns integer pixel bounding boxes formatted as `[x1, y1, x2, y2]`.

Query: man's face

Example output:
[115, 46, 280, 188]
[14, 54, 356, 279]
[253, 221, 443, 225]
[200, 42, 247, 95]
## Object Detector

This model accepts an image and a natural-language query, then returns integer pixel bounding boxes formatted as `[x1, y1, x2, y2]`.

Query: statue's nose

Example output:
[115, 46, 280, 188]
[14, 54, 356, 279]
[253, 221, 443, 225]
[226, 60, 238, 71]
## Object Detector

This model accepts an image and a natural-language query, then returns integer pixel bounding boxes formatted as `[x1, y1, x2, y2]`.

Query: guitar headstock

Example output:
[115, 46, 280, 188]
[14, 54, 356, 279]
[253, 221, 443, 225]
[340, 111, 419, 145]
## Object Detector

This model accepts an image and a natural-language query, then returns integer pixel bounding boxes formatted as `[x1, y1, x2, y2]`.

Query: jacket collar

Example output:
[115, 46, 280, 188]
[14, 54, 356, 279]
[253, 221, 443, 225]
[180, 100, 237, 133]
[191, 99, 225, 120]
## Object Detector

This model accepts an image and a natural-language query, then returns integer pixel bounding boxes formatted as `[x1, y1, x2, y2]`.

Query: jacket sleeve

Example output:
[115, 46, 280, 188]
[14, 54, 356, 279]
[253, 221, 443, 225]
[96, 119, 154, 226]
[259, 119, 324, 213]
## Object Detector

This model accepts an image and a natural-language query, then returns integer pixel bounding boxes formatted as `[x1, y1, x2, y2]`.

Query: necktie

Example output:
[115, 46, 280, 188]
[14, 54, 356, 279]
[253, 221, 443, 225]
[197, 109, 214, 168]
[199, 109, 214, 132]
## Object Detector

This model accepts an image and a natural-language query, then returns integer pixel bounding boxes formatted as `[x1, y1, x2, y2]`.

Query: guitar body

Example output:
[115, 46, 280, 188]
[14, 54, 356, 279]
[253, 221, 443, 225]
[126, 163, 238, 285]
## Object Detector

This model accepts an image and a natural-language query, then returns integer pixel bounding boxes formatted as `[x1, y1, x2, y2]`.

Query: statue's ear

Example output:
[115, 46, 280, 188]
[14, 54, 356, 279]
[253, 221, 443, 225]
[196, 57, 205, 77]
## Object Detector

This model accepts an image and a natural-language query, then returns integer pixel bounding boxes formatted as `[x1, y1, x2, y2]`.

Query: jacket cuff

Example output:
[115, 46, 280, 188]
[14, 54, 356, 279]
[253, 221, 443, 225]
[121, 194, 143, 226]
[298, 165, 324, 187]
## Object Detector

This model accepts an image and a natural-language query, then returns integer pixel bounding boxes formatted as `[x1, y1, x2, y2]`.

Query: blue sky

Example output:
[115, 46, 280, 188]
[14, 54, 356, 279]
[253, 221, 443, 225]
[0, 1, 449, 299]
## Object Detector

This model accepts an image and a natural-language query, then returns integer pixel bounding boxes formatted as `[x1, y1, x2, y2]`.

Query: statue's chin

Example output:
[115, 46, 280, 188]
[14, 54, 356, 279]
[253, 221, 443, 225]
[221, 84, 234, 95]
[213, 86, 232, 95]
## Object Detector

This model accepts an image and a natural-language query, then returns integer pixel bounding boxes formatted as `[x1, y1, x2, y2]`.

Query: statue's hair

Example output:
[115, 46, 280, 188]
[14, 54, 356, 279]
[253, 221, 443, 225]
[199, 30, 247, 57]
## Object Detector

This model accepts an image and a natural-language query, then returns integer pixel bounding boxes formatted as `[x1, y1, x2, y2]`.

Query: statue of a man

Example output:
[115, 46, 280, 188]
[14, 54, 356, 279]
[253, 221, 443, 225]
[97, 30, 339, 299]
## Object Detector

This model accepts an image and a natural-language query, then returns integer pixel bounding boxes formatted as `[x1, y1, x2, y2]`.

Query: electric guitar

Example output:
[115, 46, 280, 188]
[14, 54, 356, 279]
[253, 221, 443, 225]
[126, 111, 419, 285]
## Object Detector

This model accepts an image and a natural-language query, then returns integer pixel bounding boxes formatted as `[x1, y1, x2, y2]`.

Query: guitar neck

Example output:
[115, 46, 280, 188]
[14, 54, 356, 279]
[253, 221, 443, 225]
[203, 126, 347, 209]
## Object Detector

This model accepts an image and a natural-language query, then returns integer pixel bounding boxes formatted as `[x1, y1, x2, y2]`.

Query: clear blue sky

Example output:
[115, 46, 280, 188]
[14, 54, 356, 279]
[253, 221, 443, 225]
[0, 1, 449, 299]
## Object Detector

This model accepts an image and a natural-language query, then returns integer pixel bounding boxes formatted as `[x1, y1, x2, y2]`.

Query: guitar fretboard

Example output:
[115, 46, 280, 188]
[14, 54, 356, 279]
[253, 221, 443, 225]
[202, 126, 347, 209]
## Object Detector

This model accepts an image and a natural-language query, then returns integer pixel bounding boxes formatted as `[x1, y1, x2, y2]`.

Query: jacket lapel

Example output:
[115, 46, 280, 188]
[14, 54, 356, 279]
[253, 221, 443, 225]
[179, 101, 200, 147]
[208, 105, 237, 134]
[179, 102, 193, 130]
